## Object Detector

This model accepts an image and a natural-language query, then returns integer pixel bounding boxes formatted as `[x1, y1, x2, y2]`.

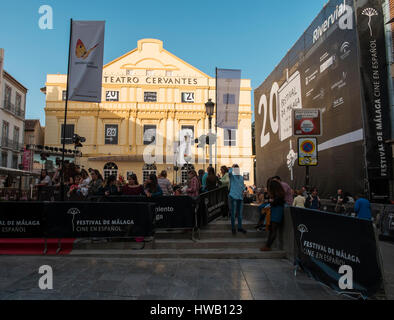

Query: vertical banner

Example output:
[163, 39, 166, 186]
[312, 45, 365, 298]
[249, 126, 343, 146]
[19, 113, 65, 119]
[291, 207, 383, 298]
[216, 69, 241, 129]
[22, 147, 33, 171]
[68, 21, 105, 102]
[356, 0, 392, 200]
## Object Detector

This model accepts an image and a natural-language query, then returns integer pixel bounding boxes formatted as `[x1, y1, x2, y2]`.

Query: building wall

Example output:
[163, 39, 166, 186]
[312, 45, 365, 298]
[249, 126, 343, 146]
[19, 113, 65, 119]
[0, 70, 27, 169]
[44, 39, 254, 184]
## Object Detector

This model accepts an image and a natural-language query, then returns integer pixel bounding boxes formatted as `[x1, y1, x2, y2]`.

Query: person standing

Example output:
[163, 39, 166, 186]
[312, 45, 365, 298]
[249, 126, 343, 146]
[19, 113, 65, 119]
[206, 166, 219, 191]
[88, 170, 104, 196]
[144, 174, 163, 198]
[102, 175, 121, 196]
[158, 170, 173, 196]
[228, 164, 247, 235]
[261, 180, 286, 251]
[273, 176, 293, 206]
[354, 194, 372, 220]
[219, 166, 230, 189]
[292, 190, 306, 208]
[186, 170, 200, 197]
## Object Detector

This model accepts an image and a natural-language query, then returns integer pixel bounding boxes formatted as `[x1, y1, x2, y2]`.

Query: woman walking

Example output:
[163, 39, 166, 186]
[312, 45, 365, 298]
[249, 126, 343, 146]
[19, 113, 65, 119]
[260, 179, 285, 251]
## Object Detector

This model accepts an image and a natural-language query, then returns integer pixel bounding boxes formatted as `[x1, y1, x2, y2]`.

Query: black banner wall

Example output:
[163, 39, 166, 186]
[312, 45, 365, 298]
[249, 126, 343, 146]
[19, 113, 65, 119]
[0, 202, 45, 238]
[45, 202, 155, 238]
[355, 0, 392, 201]
[96, 196, 197, 229]
[290, 206, 382, 298]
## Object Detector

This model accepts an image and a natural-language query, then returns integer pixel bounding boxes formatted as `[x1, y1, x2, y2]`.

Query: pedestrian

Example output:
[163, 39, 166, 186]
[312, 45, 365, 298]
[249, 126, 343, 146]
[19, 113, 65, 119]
[228, 164, 247, 235]
[272, 176, 293, 205]
[332, 188, 346, 213]
[260, 179, 286, 251]
[186, 170, 200, 197]
[79, 169, 91, 197]
[301, 186, 308, 198]
[198, 169, 205, 186]
[122, 173, 144, 195]
[292, 189, 306, 208]
[158, 170, 173, 196]
[144, 174, 163, 198]
[354, 194, 372, 220]
[201, 169, 208, 193]
[305, 188, 321, 210]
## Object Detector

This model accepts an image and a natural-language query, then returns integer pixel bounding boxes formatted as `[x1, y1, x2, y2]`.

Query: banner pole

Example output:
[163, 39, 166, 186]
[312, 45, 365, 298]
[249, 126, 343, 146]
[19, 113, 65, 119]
[215, 67, 218, 173]
[60, 18, 73, 201]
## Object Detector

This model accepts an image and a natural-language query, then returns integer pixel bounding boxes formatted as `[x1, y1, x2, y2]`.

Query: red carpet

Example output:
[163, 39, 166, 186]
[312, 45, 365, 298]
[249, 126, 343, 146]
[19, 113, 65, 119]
[0, 239, 75, 255]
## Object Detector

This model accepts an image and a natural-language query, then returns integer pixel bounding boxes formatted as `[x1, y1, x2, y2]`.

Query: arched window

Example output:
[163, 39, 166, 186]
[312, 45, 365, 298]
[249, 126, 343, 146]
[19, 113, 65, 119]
[104, 162, 118, 180]
[181, 164, 195, 184]
[142, 163, 157, 182]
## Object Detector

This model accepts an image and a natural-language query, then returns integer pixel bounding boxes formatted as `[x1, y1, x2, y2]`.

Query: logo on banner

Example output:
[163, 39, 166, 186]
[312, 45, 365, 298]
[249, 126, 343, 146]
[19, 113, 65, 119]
[67, 208, 80, 231]
[362, 8, 378, 37]
[297, 224, 309, 252]
[75, 39, 99, 60]
[340, 42, 351, 60]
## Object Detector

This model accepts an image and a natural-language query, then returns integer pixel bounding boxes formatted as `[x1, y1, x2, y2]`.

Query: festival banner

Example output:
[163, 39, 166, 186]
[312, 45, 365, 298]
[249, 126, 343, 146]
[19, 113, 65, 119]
[216, 69, 241, 129]
[0, 202, 45, 238]
[290, 206, 382, 298]
[45, 202, 154, 238]
[97, 195, 197, 229]
[68, 20, 105, 102]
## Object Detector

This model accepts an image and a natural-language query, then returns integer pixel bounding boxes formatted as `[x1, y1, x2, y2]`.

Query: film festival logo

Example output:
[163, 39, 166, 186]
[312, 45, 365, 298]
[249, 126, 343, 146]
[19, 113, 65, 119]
[67, 208, 80, 232]
[362, 8, 378, 37]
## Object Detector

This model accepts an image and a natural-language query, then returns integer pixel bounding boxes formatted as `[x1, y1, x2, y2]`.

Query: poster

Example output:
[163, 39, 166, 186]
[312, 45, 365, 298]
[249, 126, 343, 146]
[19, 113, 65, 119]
[254, 0, 391, 200]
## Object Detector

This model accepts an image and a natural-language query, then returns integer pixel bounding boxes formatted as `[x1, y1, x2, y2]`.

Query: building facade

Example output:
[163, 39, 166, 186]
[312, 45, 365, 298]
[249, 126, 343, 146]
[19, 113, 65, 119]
[0, 49, 27, 169]
[43, 39, 254, 184]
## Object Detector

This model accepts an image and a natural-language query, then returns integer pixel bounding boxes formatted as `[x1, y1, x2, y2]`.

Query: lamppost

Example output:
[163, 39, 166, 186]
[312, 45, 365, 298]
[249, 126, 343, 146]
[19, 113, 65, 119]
[205, 99, 215, 167]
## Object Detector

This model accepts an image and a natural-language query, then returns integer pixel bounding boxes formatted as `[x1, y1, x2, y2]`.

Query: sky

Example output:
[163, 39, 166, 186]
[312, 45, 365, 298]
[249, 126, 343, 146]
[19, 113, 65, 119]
[0, 0, 327, 125]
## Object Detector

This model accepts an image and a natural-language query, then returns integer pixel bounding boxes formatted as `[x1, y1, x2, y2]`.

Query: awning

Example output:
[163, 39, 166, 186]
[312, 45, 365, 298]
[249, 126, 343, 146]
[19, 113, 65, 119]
[0, 167, 40, 177]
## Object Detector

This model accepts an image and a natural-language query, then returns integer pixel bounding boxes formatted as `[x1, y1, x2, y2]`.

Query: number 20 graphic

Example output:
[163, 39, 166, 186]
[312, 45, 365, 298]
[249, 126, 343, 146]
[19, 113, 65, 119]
[258, 82, 279, 148]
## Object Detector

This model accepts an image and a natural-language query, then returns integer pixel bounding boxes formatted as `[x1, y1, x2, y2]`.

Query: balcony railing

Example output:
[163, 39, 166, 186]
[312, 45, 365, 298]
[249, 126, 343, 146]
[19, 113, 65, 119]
[2, 100, 25, 118]
[0, 137, 23, 151]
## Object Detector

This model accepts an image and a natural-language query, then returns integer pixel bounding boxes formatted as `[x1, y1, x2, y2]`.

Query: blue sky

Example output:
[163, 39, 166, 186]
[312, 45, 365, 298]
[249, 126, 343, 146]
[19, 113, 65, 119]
[0, 0, 327, 124]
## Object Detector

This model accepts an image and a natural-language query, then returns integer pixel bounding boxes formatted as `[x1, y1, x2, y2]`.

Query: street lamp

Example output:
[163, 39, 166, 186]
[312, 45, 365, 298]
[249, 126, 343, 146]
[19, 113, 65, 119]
[205, 99, 215, 167]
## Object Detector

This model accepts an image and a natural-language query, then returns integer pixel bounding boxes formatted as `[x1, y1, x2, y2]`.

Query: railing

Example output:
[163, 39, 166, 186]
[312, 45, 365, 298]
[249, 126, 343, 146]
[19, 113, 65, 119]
[0, 137, 23, 151]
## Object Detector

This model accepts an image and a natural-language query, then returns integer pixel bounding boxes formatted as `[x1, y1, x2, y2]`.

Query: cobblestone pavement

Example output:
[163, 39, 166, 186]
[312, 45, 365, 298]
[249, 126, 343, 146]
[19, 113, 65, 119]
[0, 256, 350, 300]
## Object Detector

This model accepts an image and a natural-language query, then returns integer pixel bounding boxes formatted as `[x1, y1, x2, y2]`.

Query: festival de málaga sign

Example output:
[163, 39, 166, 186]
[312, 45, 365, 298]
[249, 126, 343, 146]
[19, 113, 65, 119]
[254, 0, 392, 201]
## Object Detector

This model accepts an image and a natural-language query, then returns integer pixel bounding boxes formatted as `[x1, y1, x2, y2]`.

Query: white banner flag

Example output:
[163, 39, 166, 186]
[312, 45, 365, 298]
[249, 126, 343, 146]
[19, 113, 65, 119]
[68, 20, 105, 103]
[216, 68, 241, 129]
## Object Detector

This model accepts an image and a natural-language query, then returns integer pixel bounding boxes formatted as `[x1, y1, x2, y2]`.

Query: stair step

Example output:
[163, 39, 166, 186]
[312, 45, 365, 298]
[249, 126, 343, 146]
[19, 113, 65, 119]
[155, 229, 267, 239]
[204, 219, 257, 230]
[153, 238, 267, 249]
[69, 248, 286, 259]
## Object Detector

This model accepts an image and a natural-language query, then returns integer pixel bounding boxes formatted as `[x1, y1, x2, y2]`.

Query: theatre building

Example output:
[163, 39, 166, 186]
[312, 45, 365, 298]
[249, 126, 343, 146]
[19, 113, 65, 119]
[43, 39, 254, 184]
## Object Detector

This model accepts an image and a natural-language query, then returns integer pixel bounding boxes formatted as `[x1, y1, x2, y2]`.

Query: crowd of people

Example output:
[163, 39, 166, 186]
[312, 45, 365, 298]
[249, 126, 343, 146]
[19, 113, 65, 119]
[35, 163, 373, 251]
[35, 163, 242, 201]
